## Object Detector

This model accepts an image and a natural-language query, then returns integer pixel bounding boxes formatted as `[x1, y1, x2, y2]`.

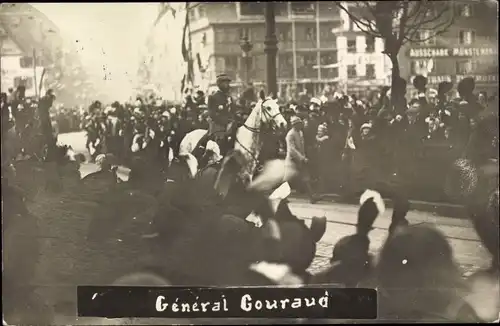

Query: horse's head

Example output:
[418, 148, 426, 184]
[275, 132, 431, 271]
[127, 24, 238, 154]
[257, 91, 287, 131]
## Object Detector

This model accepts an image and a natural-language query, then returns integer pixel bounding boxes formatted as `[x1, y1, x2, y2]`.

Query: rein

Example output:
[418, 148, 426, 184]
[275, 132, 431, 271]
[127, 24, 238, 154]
[236, 100, 284, 165]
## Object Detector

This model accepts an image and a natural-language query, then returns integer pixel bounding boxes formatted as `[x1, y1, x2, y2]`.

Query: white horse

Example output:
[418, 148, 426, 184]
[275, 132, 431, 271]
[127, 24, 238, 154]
[179, 92, 287, 192]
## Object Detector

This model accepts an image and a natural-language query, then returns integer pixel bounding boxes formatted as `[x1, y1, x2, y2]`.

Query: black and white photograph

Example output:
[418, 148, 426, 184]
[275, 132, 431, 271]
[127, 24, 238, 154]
[1, 1, 499, 324]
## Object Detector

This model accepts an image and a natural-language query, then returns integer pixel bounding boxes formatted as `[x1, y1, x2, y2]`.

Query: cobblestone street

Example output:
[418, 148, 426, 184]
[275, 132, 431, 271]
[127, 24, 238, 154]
[293, 200, 489, 276]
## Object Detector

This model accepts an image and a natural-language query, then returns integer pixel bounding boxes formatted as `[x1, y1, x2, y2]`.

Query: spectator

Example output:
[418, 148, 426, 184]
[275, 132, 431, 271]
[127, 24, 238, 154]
[316, 122, 332, 192]
[376, 225, 481, 322]
[285, 116, 322, 204]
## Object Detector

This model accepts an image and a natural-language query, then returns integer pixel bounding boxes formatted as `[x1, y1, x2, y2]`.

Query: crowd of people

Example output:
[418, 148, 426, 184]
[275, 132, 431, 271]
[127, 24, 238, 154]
[2, 73, 498, 205]
[75, 74, 497, 203]
[2, 72, 499, 325]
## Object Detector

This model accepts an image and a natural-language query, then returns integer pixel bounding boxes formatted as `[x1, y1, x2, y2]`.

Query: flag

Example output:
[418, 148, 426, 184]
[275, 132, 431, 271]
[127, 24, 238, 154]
[181, 2, 194, 94]
[196, 53, 203, 71]
[181, 2, 189, 63]
[181, 74, 186, 95]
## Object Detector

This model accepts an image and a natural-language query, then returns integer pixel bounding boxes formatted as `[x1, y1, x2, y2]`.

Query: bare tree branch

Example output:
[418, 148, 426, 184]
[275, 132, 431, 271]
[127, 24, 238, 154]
[403, 1, 429, 41]
[404, 3, 454, 44]
[397, 1, 410, 48]
[335, 2, 381, 38]
[336, 0, 454, 56]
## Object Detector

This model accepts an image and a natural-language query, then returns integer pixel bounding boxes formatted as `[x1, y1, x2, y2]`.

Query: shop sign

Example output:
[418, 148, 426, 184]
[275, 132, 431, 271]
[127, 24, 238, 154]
[456, 74, 498, 83]
[414, 74, 498, 85]
[409, 47, 497, 58]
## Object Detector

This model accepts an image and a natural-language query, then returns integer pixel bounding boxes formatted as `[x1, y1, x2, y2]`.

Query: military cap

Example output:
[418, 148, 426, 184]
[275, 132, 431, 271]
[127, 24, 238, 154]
[216, 74, 232, 83]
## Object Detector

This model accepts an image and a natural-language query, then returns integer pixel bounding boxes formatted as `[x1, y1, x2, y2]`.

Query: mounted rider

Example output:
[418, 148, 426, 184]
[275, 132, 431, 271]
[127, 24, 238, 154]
[85, 100, 105, 159]
[192, 73, 236, 161]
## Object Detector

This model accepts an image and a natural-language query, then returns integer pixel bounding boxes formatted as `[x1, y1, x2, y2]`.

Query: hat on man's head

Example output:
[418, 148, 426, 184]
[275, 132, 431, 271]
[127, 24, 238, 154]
[360, 122, 372, 131]
[216, 74, 232, 84]
[290, 116, 303, 126]
[310, 97, 322, 106]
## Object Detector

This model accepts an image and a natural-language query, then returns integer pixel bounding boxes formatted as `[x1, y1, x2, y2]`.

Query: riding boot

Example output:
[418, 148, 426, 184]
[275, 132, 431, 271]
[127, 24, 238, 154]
[192, 133, 212, 161]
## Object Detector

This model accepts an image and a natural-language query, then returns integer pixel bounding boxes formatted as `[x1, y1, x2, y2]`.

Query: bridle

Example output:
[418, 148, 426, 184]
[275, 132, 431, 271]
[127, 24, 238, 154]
[242, 98, 284, 133]
[236, 98, 284, 165]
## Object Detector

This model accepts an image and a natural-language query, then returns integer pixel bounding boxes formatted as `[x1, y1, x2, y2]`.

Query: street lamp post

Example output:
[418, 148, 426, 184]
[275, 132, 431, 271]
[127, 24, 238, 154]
[239, 36, 253, 88]
[264, 2, 278, 98]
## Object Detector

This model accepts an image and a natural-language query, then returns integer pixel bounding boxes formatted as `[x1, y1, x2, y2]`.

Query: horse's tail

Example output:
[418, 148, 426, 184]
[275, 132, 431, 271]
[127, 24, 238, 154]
[177, 152, 199, 179]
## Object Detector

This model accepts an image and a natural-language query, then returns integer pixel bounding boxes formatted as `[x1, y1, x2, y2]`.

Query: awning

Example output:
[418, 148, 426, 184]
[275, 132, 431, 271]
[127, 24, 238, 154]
[312, 63, 340, 69]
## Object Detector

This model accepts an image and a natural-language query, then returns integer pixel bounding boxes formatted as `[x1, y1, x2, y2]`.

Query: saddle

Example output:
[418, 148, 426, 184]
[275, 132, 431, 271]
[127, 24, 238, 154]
[192, 131, 213, 161]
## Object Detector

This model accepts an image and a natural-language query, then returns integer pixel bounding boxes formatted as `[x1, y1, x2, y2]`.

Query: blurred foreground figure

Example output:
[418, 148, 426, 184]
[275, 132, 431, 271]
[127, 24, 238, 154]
[376, 225, 482, 322]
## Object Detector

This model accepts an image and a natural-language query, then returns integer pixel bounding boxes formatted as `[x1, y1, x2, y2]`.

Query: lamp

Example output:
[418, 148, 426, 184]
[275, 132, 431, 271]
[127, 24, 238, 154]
[240, 36, 253, 86]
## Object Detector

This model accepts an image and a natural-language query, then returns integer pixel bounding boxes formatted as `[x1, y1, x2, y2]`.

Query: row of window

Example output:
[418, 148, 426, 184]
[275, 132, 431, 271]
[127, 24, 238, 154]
[239, 3, 474, 18]
[346, 36, 376, 53]
[238, 28, 475, 47]
[219, 52, 338, 69]
[220, 26, 375, 50]
[239, 2, 315, 17]
[190, 2, 476, 25]
[216, 54, 375, 79]
[347, 64, 376, 79]
[235, 26, 336, 44]
[217, 27, 476, 49]
[410, 59, 482, 75]
[220, 29, 476, 52]
[413, 30, 476, 46]
[189, 2, 322, 22]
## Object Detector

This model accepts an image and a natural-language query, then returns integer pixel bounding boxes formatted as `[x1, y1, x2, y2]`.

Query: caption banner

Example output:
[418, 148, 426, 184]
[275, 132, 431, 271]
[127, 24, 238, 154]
[77, 286, 377, 319]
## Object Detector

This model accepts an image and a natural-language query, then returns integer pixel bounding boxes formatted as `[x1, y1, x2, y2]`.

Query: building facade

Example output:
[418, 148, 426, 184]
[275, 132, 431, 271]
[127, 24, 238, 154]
[188, 2, 343, 98]
[399, 1, 498, 96]
[333, 2, 391, 96]
[1, 26, 44, 97]
[1, 4, 94, 106]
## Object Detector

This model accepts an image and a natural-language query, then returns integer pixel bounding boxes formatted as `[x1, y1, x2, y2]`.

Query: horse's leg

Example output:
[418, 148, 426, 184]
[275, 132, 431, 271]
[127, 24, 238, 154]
[86, 137, 92, 155]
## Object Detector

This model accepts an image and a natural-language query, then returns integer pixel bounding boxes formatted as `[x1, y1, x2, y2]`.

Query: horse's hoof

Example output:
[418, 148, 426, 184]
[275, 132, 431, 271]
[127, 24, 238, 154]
[310, 216, 327, 243]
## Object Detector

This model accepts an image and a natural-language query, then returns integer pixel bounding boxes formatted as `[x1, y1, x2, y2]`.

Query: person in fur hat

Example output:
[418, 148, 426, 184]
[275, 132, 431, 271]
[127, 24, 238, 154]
[412, 75, 432, 117]
[457, 77, 484, 118]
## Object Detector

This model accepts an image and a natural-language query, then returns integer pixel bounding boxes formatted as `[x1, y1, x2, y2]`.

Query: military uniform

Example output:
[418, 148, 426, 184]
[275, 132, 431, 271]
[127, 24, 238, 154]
[192, 74, 235, 161]
[207, 89, 234, 138]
